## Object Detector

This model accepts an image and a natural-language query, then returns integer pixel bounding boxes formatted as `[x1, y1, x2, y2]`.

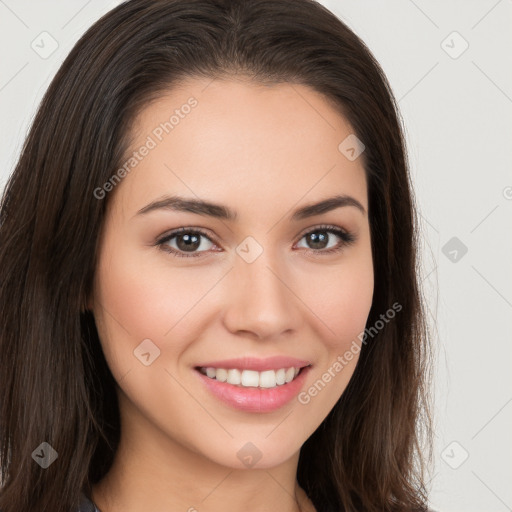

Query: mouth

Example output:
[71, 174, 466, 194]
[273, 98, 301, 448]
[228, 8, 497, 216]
[193, 362, 313, 413]
[194, 365, 310, 389]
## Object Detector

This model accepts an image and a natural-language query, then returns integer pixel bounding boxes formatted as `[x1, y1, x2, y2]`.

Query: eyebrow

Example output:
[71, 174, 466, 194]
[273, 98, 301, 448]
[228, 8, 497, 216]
[135, 194, 366, 221]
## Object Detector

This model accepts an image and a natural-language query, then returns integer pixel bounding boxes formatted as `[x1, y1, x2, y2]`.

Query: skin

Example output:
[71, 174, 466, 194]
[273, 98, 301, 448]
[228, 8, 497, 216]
[89, 76, 374, 512]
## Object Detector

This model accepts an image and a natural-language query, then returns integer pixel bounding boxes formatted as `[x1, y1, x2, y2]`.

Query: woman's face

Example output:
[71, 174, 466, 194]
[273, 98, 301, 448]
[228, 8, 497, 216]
[91, 77, 373, 470]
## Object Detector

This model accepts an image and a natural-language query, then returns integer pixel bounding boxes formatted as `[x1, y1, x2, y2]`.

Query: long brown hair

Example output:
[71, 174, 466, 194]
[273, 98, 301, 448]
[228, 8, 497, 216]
[0, 1, 433, 511]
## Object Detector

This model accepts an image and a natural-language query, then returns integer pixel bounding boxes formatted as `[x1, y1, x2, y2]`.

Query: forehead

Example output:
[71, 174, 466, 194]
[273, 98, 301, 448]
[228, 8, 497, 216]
[112, 77, 368, 220]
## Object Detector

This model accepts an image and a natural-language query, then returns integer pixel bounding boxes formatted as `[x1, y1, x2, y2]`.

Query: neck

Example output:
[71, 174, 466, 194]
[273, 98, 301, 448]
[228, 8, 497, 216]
[90, 390, 316, 512]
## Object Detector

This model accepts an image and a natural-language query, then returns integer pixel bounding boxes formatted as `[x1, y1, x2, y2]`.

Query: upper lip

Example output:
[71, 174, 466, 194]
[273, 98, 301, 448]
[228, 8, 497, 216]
[195, 356, 312, 372]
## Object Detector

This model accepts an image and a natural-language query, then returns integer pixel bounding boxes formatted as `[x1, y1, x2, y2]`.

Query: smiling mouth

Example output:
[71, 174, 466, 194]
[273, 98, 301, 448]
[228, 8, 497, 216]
[195, 365, 310, 389]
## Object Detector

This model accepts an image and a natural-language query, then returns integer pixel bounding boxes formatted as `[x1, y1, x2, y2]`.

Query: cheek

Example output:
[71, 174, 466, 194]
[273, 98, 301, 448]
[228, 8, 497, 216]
[95, 257, 169, 337]
[92, 239, 221, 374]
[302, 252, 374, 350]
[293, 255, 373, 421]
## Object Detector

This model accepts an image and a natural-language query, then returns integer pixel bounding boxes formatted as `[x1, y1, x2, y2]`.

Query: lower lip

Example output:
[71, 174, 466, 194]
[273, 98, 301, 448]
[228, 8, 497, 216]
[194, 366, 312, 413]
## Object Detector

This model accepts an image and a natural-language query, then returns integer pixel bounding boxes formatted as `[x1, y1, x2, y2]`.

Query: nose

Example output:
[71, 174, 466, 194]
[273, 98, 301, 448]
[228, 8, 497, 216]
[221, 247, 304, 340]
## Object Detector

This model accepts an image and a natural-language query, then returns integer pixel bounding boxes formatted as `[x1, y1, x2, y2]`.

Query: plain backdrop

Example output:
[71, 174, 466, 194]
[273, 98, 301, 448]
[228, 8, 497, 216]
[1, 1, 511, 511]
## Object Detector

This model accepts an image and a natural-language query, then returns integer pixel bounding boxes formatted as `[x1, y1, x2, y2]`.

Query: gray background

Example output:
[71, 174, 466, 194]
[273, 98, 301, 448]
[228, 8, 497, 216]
[1, 1, 511, 511]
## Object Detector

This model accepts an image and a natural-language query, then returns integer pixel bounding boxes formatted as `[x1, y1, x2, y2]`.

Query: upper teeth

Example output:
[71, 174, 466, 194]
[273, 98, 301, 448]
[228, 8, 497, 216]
[200, 367, 301, 388]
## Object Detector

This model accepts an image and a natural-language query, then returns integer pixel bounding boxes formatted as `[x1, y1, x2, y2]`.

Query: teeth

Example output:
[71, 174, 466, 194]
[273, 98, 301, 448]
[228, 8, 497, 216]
[199, 366, 304, 388]
[241, 370, 260, 387]
[215, 368, 228, 382]
[227, 368, 241, 385]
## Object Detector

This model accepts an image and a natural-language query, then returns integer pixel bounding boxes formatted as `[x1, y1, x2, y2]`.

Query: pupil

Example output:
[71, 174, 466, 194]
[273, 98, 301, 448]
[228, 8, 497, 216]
[308, 232, 327, 249]
[177, 233, 200, 251]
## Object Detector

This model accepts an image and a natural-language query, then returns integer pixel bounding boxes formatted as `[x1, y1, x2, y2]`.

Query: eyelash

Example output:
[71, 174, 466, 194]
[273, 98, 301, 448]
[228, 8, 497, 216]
[155, 224, 356, 259]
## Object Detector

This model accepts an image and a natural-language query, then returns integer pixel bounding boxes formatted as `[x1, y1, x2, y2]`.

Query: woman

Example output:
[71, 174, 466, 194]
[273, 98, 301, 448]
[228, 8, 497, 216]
[0, 1, 433, 511]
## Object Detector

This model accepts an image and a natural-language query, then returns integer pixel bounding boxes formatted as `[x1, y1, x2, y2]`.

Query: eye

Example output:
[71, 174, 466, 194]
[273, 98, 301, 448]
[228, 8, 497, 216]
[295, 224, 356, 256]
[155, 224, 356, 259]
[156, 227, 218, 258]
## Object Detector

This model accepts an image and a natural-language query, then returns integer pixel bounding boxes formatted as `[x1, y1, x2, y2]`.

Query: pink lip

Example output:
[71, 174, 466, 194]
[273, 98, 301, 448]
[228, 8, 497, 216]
[194, 365, 312, 413]
[195, 356, 311, 372]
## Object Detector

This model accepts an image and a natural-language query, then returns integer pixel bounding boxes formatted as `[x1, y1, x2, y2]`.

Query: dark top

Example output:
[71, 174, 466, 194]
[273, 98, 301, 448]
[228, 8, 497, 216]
[78, 492, 101, 512]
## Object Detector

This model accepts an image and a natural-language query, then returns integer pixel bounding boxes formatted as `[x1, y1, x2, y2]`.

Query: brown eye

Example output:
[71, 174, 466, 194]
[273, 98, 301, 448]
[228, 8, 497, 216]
[303, 230, 331, 250]
[295, 225, 356, 255]
[157, 228, 216, 258]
